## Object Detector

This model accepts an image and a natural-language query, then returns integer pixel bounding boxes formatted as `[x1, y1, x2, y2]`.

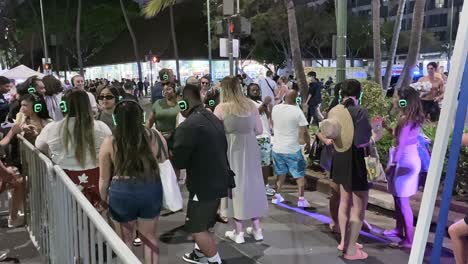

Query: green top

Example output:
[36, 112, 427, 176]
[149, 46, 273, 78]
[152, 99, 179, 134]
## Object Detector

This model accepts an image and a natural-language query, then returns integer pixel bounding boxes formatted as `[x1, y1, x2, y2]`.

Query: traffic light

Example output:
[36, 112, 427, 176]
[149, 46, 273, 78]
[151, 56, 160, 63]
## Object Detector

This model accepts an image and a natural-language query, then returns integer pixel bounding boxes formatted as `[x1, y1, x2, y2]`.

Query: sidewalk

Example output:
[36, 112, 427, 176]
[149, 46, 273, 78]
[0, 216, 42, 263]
[304, 167, 468, 229]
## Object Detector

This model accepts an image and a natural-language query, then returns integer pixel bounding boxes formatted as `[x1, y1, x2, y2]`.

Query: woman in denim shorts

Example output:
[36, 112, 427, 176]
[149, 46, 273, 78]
[99, 100, 168, 264]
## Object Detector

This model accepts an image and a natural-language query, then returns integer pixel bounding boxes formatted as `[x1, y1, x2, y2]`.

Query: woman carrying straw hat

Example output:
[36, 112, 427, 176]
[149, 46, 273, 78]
[317, 79, 372, 260]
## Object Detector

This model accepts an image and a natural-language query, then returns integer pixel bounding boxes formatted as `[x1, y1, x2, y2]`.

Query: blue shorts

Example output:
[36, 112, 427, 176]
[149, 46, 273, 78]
[272, 150, 306, 178]
[108, 180, 163, 222]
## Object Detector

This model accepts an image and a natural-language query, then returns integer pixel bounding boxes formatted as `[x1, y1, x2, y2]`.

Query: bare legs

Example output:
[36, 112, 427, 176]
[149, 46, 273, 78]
[448, 219, 468, 264]
[276, 174, 305, 197]
[192, 231, 218, 258]
[329, 182, 340, 233]
[395, 197, 414, 246]
[113, 218, 160, 264]
[338, 185, 368, 258]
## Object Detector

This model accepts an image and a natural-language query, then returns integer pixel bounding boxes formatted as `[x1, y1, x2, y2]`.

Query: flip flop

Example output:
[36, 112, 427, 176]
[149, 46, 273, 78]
[343, 248, 369, 260]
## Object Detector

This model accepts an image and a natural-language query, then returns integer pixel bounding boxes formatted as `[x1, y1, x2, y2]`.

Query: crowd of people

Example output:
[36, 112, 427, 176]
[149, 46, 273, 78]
[0, 60, 466, 264]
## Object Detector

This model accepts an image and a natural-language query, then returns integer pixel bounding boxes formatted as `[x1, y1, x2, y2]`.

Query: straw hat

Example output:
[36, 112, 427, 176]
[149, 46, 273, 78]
[319, 119, 341, 140]
[326, 104, 354, 152]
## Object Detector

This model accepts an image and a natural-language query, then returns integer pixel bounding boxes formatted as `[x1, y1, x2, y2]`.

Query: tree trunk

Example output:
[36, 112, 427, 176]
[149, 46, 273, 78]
[399, 0, 426, 88]
[285, 0, 308, 99]
[120, 0, 142, 82]
[382, 0, 406, 93]
[372, 0, 382, 85]
[30, 33, 35, 69]
[76, 0, 84, 76]
[169, 5, 181, 83]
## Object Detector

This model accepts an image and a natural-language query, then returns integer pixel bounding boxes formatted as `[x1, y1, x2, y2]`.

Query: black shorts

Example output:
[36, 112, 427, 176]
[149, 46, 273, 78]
[185, 198, 220, 234]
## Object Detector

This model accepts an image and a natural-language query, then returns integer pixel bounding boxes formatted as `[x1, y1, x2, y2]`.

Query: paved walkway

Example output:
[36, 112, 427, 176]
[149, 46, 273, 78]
[0, 184, 457, 263]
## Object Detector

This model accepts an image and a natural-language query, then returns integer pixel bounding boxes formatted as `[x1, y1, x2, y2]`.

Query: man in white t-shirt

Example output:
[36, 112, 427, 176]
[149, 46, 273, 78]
[71, 75, 98, 115]
[258, 71, 277, 106]
[271, 89, 311, 208]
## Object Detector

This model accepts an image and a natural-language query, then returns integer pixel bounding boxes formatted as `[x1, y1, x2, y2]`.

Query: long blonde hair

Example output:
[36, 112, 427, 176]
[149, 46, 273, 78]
[220, 76, 256, 116]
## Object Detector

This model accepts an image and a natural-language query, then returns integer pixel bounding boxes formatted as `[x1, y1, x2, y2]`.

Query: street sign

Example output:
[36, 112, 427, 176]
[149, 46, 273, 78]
[219, 38, 239, 58]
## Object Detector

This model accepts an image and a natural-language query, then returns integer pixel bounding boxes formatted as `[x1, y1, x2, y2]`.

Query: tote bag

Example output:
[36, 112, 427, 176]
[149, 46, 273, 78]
[153, 130, 183, 212]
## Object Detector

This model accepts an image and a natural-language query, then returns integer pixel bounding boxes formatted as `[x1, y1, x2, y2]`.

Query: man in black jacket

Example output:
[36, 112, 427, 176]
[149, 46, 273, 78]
[173, 84, 231, 264]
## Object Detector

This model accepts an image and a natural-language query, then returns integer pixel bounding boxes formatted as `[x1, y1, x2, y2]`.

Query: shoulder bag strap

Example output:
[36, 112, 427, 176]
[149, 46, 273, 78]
[265, 79, 275, 95]
[152, 128, 168, 160]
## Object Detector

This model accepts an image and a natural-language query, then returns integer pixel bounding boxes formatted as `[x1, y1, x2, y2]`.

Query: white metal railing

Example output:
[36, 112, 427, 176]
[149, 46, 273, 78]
[19, 135, 141, 264]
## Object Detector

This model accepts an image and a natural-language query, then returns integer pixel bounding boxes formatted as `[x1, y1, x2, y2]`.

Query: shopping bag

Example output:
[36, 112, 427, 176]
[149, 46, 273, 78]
[159, 159, 183, 212]
[365, 139, 385, 183]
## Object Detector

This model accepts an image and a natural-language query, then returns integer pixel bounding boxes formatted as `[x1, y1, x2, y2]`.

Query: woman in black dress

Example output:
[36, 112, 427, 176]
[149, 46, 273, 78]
[323, 79, 372, 260]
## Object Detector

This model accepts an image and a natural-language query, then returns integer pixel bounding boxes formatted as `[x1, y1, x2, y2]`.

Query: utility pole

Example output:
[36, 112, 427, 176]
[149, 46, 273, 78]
[336, 0, 347, 82]
[228, 19, 234, 76]
[40, 0, 50, 73]
[207, 0, 213, 78]
[447, 0, 454, 71]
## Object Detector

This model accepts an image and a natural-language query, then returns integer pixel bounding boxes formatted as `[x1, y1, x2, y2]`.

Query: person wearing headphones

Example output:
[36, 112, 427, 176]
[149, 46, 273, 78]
[36, 89, 112, 207]
[99, 99, 166, 264]
[383, 87, 425, 249]
[172, 84, 232, 264]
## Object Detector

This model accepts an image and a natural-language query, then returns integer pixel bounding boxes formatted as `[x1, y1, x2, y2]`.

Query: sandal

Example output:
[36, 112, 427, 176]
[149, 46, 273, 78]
[343, 248, 369, 260]
[337, 242, 363, 251]
[389, 241, 412, 249]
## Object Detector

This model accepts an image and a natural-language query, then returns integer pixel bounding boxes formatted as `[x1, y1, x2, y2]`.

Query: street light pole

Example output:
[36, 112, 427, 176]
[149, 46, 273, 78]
[447, 0, 454, 71]
[40, 0, 49, 62]
[228, 19, 234, 76]
[207, 0, 213, 78]
[336, 0, 347, 82]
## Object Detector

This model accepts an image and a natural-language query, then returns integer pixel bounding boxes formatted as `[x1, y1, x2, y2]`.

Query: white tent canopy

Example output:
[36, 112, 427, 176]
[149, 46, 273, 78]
[1, 65, 44, 80]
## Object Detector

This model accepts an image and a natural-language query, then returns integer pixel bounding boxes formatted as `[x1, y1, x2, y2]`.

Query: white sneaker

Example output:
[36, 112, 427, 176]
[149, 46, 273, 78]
[8, 216, 24, 228]
[225, 230, 245, 244]
[246, 227, 264, 241]
[271, 194, 285, 204]
[265, 185, 276, 196]
[0, 250, 8, 261]
[297, 198, 311, 208]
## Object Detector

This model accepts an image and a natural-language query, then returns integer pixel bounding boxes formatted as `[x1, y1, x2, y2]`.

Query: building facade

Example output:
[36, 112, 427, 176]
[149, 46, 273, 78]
[350, 0, 464, 43]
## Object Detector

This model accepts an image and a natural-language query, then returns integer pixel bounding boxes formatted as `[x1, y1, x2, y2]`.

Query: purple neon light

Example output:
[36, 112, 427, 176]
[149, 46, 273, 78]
[275, 202, 390, 243]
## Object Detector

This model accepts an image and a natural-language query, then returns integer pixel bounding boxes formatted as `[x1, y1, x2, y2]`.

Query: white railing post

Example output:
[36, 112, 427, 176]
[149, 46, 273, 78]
[17, 136, 141, 264]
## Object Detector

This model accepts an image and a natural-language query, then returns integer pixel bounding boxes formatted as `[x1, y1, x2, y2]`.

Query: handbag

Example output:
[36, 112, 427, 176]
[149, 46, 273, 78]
[309, 135, 323, 162]
[319, 145, 333, 172]
[364, 139, 385, 183]
[153, 130, 183, 212]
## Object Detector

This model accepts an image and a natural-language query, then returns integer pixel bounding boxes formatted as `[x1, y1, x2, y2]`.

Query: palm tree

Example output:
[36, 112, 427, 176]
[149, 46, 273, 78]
[120, 0, 143, 82]
[372, 0, 382, 85]
[397, 0, 427, 88]
[143, 0, 180, 82]
[285, 0, 308, 99]
[382, 0, 406, 93]
[76, 0, 83, 75]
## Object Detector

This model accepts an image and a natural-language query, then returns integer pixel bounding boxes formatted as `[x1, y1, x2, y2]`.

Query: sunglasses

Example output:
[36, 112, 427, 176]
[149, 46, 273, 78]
[97, 95, 115, 100]
[201, 82, 209, 85]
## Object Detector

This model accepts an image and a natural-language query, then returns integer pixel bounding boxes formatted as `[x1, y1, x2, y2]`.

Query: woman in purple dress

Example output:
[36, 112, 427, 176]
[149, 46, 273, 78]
[384, 87, 425, 248]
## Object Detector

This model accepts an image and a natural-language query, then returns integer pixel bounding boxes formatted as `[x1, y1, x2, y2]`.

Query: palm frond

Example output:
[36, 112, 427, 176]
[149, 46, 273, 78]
[142, 0, 177, 18]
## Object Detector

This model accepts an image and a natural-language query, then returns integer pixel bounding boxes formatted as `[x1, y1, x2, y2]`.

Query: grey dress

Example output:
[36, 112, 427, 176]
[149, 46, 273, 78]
[223, 112, 269, 220]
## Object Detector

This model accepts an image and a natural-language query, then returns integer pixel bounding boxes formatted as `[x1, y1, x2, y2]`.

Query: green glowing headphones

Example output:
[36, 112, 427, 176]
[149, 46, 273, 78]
[296, 97, 302, 105]
[398, 99, 408, 108]
[178, 100, 188, 111]
[208, 99, 216, 107]
[59, 101, 68, 113]
[162, 73, 169, 81]
[112, 99, 146, 126]
[27, 87, 43, 113]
